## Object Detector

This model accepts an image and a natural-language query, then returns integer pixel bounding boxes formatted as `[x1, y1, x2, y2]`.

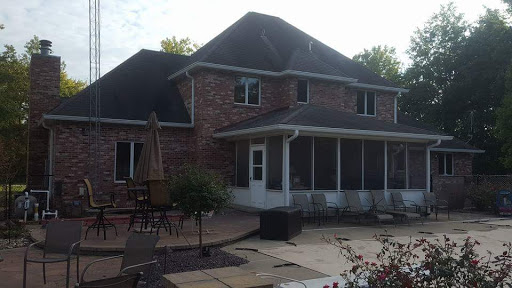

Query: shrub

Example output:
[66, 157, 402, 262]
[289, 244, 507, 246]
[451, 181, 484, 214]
[325, 234, 512, 287]
[466, 180, 508, 211]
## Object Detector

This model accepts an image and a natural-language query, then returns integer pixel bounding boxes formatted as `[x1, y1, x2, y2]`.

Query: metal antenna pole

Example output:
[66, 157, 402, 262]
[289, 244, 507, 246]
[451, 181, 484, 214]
[89, 0, 101, 192]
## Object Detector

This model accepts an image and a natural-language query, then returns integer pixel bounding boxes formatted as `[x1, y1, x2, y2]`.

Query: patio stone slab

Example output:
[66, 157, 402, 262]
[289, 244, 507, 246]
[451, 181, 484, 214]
[177, 279, 230, 288]
[219, 275, 273, 288]
[163, 271, 213, 288]
[203, 266, 251, 278]
[163, 267, 272, 288]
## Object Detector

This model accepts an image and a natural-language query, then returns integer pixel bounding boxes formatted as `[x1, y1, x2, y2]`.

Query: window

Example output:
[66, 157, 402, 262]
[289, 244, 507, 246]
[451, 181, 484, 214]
[234, 76, 260, 105]
[387, 142, 406, 189]
[408, 143, 426, 188]
[341, 139, 362, 190]
[297, 80, 309, 103]
[314, 137, 337, 190]
[438, 153, 453, 176]
[357, 91, 376, 116]
[236, 140, 250, 187]
[115, 142, 143, 182]
[290, 136, 312, 190]
[364, 141, 385, 190]
[266, 136, 283, 190]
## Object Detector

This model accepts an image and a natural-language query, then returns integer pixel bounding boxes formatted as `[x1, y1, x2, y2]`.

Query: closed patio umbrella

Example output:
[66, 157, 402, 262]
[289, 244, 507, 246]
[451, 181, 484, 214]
[134, 111, 164, 183]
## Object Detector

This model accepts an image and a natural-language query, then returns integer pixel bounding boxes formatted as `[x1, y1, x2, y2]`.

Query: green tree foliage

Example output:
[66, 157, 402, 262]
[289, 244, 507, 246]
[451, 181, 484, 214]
[168, 164, 232, 257]
[497, 67, 512, 169]
[352, 45, 403, 85]
[160, 36, 201, 55]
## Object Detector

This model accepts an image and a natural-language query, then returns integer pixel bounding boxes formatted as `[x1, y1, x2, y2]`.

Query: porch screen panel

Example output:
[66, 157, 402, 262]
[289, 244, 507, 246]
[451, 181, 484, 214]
[314, 137, 337, 190]
[364, 140, 384, 189]
[408, 143, 426, 189]
[266, 136, 283, 190]
[387, 142, 406, 189]
[290, 136, 312, 190]
[341, 139, 362, 190]
[236, 140, 249, 187]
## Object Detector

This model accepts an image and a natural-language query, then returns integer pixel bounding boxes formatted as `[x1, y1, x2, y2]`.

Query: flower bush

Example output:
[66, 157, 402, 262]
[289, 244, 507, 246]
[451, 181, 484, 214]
[325, 234, 512, 287]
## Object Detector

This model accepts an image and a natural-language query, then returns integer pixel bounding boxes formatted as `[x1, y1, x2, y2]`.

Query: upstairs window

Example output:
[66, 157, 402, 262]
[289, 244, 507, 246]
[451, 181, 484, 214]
[115, 142, 143, 182]
[297, 80, 309, 103]
[357, 91, 376, 116]
[438, 153, 453, 176]
[234, 76, 260, 105]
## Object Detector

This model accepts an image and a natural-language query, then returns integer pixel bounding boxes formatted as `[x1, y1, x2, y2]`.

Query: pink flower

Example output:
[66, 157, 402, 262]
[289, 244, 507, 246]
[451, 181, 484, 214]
[471, 259, 479, 265]
[378, 273, 387, 281]
[334, 233, 337, 238]
[364, 261, 369, 265]
[323, 285, 330, 288]
[371, 262, 377, 266]
[332, 282, 339, 288]
[357, 254, 364, 260]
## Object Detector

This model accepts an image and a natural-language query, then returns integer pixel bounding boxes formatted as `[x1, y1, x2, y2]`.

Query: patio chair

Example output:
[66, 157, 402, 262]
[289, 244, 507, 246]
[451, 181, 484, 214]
[76, 273, 142, 288]
[423, 191, 449, 220]
[79, 233, 159, 284]
[84, 179, 118, 240]
[344, 190, 394, 225]
[147, 180, 180, 236]
[292, 194, 317, 226]
[388, 191, 424, 224]
[23, 221, 83, 288]
[125, 177, 151, 232]
[311, 193, 343, 224]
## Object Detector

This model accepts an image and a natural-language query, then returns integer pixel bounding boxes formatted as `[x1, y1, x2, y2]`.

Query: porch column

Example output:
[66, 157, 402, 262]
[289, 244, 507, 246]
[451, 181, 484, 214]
[384, 141, 388, 191]
[426, 139, 442, 192]
[337, 138, 341, 205]
[284, 130, 299, 206]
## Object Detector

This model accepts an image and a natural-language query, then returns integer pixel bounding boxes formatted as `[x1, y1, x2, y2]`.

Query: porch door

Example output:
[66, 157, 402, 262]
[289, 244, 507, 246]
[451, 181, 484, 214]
[250, 146, 266, 208]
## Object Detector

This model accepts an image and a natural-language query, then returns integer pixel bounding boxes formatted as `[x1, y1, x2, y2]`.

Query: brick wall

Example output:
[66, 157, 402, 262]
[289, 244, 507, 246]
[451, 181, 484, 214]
[431, 152, 473, 208]
[27, 54, 61, 187]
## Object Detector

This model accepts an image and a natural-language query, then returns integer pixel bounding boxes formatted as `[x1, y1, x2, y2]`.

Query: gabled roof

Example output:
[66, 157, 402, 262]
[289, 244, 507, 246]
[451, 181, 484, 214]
[215, 105, 451, 141]
[171, 12, 404, 90]
[46, 49, 191, 124]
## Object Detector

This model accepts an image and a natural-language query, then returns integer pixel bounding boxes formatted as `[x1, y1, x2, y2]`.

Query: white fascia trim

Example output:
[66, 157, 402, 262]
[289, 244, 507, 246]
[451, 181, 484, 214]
[43, 114, 194, 128]
[167, 62, 358, 83]
[213, 124, 453, 141]
[347, 82, 409, 93]
[430, 148, 485, 154]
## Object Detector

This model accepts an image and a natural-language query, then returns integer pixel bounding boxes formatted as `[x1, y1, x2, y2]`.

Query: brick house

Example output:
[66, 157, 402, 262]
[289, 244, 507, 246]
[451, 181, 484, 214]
[28, 12, 483, 215]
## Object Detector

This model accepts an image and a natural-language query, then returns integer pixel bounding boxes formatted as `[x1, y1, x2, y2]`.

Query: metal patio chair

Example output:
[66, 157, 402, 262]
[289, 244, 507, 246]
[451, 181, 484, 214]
[125, 177, 151, 232]
[388, 191, 424, 224]
[76, 272, 142, 288]
[23, 221, 83, 288]
[423, 191, 450, 220]
[84, 179, 118, 240]
[311, 193, 343, 224]
[148, 180, 180, 236]
[292, 194, 317, 226]
[345, 190, 394, 225]
[79, 233, 159, 285]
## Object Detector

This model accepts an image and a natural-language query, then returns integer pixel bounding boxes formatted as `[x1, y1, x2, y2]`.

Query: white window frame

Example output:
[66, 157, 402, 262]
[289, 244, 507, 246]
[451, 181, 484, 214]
[114, 141, 143, 183]
[357, 91, 377, 117]
[297, 79, 309, 104]
[439, 153, 454, 176]
[234, 76, 261, 106]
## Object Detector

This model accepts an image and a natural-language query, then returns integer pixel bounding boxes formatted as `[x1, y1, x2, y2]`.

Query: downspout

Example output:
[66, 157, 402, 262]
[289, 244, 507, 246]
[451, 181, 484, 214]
[185, 71, 195, 125]
[394, 92, 400, 124]
[426, 139, 442, 193]
[41, 121, 54, 198]
[284, 130, 299, 206]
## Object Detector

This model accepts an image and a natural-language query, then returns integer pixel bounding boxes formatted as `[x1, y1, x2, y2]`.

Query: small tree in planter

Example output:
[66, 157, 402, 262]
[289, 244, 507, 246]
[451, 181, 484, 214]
[169, 164, 233, 257]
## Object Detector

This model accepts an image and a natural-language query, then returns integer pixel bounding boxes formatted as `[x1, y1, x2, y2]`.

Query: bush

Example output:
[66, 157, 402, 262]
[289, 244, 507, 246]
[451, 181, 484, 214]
[466, 180, 508, 211]
[324, 234, 512, 287]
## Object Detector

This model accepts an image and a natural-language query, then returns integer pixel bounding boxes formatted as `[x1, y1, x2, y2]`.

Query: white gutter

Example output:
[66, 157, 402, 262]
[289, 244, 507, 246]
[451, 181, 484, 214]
[284, 130, 299, 206]
[394, 92, 400, 124]
[42, 114, 194, 128]
[168, 62, 358, 84]
[214, 124, 453, 141]
[347, 82, 409, 93]
[430, 148, 485, 153]
[426, 139, 442, 192]
[185, 71, 195, 125]
[41, 121, 54, 197]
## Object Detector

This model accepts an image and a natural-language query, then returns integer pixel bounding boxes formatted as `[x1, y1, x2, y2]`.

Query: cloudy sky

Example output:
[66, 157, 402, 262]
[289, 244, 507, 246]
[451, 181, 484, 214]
[0, 0, 507, 82]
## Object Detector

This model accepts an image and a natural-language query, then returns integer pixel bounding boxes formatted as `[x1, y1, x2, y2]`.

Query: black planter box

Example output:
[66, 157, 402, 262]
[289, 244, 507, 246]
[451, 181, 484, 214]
[260, 206, 302, 241]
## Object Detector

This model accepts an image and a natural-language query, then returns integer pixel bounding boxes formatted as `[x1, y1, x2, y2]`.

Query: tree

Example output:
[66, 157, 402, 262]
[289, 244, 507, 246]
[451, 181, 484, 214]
[352, 45, 403, 85]
[168, 164, 232, 257]
[160, 36, 201, 55]
[497, 67, 512, 169]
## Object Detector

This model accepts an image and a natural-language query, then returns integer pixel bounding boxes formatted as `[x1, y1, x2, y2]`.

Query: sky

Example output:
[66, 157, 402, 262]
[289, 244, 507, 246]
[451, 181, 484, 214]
[0, 0, 508, 82]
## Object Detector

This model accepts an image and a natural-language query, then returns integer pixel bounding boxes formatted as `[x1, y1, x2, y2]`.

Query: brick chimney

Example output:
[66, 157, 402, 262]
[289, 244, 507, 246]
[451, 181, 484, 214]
[27, 40, 61, 188]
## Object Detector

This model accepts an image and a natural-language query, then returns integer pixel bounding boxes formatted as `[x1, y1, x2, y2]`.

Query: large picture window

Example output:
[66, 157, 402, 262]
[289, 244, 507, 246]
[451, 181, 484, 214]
[357, 91, 376, 116]
[266, 136, 283, 190]
[236, 140, 250, 187]
[115, 142, 143, 182]
[234, 76, 260, 105]
[364, 140, 385, 190]
[290, 136, 312, 190]
[314, 137, 337, 190]
[387, 142, 406, 189]
[341, 139, 362, 190]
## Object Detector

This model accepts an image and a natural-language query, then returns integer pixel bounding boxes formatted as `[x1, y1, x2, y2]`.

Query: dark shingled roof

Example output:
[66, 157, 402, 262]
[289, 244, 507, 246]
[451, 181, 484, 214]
[216, 105, 444, 136]
[48, 49, 191, 123]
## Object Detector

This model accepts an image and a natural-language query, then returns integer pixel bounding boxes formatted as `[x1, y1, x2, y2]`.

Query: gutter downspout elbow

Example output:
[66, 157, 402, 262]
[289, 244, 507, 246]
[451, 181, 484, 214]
[185, 71, 195, 125]
[287, 130, 299, 143]
[426, 139, 442, 193]
[284, 130, 299, 206]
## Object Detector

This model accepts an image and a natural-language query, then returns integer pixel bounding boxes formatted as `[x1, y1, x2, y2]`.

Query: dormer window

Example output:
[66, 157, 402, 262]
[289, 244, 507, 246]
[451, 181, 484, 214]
[297, 80, 309, 103]
[234, 76, 260, 105]
[357, 91, 376, 116]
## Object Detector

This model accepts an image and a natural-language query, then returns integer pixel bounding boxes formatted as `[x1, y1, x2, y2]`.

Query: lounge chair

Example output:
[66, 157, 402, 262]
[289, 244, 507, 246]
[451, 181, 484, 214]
[311, 193, 342, 224]
[388, 191, 424, 224]
[423, 192, 449, 220]
[24, 221, 83, 288]
[79, 233, 159, 285]
[84, 178, 118, 240]
[344, 190, 394, 225]
[292, 194, 317, 225]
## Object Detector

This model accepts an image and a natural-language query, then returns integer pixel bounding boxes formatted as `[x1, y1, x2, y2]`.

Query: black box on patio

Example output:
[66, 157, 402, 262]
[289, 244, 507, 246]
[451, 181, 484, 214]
[260, 206, 302, 241]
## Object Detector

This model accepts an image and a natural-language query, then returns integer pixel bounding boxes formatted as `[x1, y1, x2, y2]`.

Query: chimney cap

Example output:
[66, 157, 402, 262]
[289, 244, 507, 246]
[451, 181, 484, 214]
[40, 40, 52, 56]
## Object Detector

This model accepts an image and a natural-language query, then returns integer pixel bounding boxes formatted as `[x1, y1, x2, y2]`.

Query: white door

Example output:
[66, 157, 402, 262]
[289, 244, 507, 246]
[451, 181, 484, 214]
[250, 146, 266, 208]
